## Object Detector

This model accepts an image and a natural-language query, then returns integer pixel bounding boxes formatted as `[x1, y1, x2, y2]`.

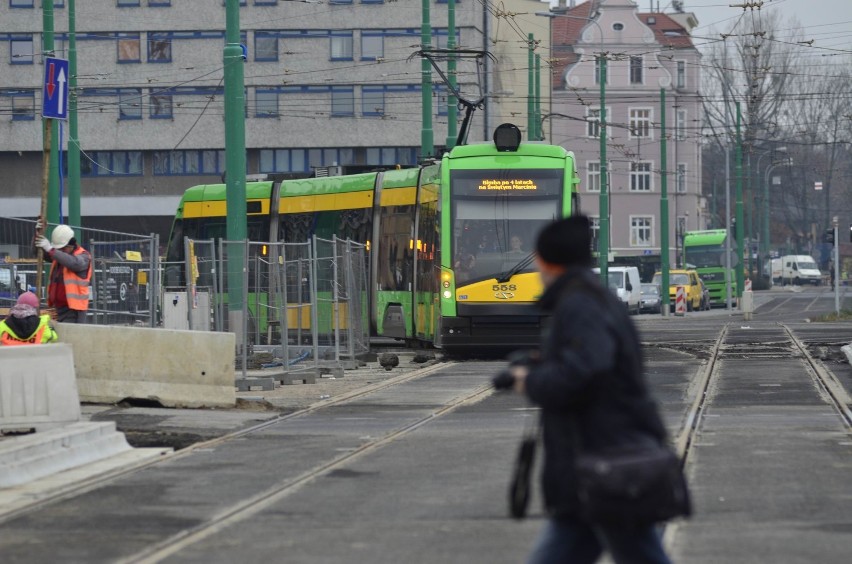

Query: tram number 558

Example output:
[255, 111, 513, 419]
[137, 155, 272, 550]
[492, 284, 517, 292]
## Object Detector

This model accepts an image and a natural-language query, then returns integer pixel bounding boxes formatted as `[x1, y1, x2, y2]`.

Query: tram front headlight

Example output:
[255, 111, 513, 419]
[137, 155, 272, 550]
[442, 290, 452, 299]
[442, 280, 450, 288]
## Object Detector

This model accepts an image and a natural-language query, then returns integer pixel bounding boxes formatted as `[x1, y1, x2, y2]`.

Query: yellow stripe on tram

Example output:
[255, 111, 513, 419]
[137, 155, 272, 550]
[184, 199, 269, 218]
[279, 191, 374, 213]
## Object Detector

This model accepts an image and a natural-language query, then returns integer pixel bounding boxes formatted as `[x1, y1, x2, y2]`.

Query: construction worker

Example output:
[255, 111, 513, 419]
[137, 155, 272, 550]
[34, 220, 93, 323]
[0, 291, 58, 346]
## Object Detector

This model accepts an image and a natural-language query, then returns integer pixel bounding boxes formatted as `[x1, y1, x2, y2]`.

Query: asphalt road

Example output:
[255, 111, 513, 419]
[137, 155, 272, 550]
[0, 287, 850, 563]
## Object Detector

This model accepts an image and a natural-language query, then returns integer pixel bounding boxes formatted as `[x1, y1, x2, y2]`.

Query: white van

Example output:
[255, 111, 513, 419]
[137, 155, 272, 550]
[781, 255, 822, 285]
[593, 266, 641, 314]
[766, 258, 782, 285]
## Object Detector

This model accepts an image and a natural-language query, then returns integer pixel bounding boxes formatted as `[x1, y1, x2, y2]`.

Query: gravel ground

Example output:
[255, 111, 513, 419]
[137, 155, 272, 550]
[235, 351, 443, 412]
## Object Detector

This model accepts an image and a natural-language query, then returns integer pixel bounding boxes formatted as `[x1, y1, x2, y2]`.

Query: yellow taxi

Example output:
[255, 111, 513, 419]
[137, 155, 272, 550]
[651, 269, 703, 311]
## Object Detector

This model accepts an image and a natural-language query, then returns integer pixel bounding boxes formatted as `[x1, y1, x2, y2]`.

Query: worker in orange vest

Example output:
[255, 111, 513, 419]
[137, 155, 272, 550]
[0, 291, 58, 346]
[34, 220, 93, 323]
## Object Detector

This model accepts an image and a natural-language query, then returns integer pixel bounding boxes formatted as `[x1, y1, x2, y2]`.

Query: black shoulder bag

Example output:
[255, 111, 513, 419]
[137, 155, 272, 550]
[572, 417, 692, 526]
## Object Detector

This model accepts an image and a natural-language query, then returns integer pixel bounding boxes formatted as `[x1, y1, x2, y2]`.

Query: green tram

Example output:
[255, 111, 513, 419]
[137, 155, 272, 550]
[683, 229, 737, 306]
[165, 125, 580, 352]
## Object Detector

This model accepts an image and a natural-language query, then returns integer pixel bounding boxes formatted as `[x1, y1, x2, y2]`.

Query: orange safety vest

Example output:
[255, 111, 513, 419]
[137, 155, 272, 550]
[49, 245, 93, 310]
[0, 315, 58, 346]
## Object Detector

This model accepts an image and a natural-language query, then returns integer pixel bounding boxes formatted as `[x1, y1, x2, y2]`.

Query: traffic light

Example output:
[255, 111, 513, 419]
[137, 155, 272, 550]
[824, 229, 835, 244]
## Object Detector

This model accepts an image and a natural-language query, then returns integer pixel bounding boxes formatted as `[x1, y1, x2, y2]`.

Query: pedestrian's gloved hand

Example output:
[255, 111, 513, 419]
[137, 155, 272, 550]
[492, 369, 515, 391]
[35, 235, 53, 253]
[35, 217, 44, 231]
[507, 349, 539, 368]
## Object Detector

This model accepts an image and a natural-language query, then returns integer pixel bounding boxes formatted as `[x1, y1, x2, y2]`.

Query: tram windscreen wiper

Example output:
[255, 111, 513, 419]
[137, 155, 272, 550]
[496, 252, 536, 283]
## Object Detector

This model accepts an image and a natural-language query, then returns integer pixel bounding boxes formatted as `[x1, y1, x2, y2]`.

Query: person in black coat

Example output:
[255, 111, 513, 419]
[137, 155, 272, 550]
[495, 216, 672, 564]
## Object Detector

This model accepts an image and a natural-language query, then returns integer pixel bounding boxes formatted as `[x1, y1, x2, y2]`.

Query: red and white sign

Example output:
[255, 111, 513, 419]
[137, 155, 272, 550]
[675, 286, 686, 316]
[744, 279, 752, 292]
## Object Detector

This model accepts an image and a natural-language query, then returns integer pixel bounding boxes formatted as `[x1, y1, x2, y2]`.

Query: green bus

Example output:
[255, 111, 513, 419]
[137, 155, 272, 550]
[683, 229, 736, 306]
[165, 124, 581, 352]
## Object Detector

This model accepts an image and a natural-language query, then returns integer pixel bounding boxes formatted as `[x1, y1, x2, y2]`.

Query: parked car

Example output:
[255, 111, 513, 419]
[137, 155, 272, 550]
[640, 283, 661, 314]
[652, 269, 703, 312]
[593, 266, 642, 315]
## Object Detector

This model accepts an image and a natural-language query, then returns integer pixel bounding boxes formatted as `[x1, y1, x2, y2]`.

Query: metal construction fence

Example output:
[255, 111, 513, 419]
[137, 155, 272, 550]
[0, 216, 159, 326]
[169, 236, 369, 377]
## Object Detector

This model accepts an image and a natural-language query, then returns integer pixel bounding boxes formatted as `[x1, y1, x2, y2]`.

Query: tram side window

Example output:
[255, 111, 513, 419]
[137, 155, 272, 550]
[377, 204, 414, 292]
[416, 193, 439, 295]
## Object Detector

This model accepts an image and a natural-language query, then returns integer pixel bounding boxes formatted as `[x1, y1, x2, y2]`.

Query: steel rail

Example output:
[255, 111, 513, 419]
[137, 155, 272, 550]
[0, 360, 456, 524]
[121, 382, 495, 564]
[782, 324, 852, 428]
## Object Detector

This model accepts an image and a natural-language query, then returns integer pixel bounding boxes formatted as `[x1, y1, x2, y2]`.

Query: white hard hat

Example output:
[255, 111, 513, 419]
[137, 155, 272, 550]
[51, 225, 75, 248]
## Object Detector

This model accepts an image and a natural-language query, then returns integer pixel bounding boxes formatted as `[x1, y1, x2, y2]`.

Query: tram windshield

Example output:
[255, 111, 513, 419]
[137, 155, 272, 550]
[450, 168, 563, 283]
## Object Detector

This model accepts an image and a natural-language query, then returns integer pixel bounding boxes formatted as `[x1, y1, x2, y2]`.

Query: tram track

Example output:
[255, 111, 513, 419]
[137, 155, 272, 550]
[0, 360, 456, 525]
[783, 324, 852, 428]
[118, 378, 493, 564]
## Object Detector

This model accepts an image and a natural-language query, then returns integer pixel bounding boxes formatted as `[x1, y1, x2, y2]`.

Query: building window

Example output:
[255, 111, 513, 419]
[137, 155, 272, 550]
[629, 108, 651, 139]
[330, 33, 353, 61]
[119, 89, 143, 119]
[677, 163, 687, 193]
[260, 149, 308, 173]
[10, 92, 35, 120]
[331, 87, 354, 116]
[586, 107, 610, 138]
[590, 216, 600, 252]
[153, 150, 224, 175]
[629, 55, 643, 84]
[117, 0, 140, 6]
[117, 34, 141, 63]
[586, 161, 600, 192]
[149, 94, 172, 118]
[329, 0, 353, 3]
[255, 90, 278, 117]
[83, 150, 143, 176]
[254, 0, 276, 5]
[630, 161, 652, 192]
[255, 33, 277, 61]
[594, 57, 608, 85]
[10, 36, 34, 64]
[676, 60, 686, 89]
[10, 0, 34, 7]
[362, 87, 384, 116]
[676, 109, 686, 141]
[148, 0, 172, 5]
[147, 33, 172, 62]
[361, 34, 383, 60]
[630, 216, 653, 247]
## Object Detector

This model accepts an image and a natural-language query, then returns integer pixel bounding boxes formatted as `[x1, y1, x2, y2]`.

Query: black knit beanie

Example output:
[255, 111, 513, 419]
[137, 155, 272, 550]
[535, 215, 593, 267]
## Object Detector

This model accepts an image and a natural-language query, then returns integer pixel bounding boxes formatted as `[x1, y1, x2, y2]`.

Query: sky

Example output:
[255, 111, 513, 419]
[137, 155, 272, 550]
[548, 0, 852, 52]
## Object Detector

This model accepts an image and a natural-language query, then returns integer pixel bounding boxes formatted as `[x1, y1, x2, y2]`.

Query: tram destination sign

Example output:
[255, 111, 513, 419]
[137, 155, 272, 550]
[451, 169, 563, 197]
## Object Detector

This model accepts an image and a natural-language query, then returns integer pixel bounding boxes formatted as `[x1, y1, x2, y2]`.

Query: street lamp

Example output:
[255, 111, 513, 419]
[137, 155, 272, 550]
[535, 10, 609, 282]
[764, 154, 792, 273]
[756, 146, 786, 273]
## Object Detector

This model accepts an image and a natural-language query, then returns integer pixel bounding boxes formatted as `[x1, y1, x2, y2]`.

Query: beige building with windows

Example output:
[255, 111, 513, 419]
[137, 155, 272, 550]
[547, 0, 705, 267]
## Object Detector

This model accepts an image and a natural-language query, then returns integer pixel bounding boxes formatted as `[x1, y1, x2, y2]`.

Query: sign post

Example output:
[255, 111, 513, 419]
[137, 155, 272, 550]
[37, 57, 70, 301]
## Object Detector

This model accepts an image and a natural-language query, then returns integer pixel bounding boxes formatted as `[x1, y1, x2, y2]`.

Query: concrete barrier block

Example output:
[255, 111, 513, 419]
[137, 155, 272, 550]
[842, 344, 852, 366]
[57, 324, 236, 408]
[0, 344, 81, 432]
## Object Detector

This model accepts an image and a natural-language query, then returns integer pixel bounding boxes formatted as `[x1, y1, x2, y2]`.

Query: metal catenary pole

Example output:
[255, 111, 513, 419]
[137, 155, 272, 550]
[43, 2, 60, 228]
[421, 0, 434, 158]
[659, 88, 670, 317]
[445, 0, 457, 150]
[224, 0, 247, 344]
[735, 102, 745, 300]
[67, 0, 81, 229]
[527, 33, 535, 141]
[598, 53, 608, 283]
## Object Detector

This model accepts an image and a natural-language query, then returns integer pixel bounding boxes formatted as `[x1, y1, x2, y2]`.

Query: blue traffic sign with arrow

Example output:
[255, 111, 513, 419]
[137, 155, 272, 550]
[43, 57, 69, 120]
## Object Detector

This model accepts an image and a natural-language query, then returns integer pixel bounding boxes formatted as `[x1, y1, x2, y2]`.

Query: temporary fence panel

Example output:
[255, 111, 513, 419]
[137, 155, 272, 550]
[0, 217, 159, 327]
